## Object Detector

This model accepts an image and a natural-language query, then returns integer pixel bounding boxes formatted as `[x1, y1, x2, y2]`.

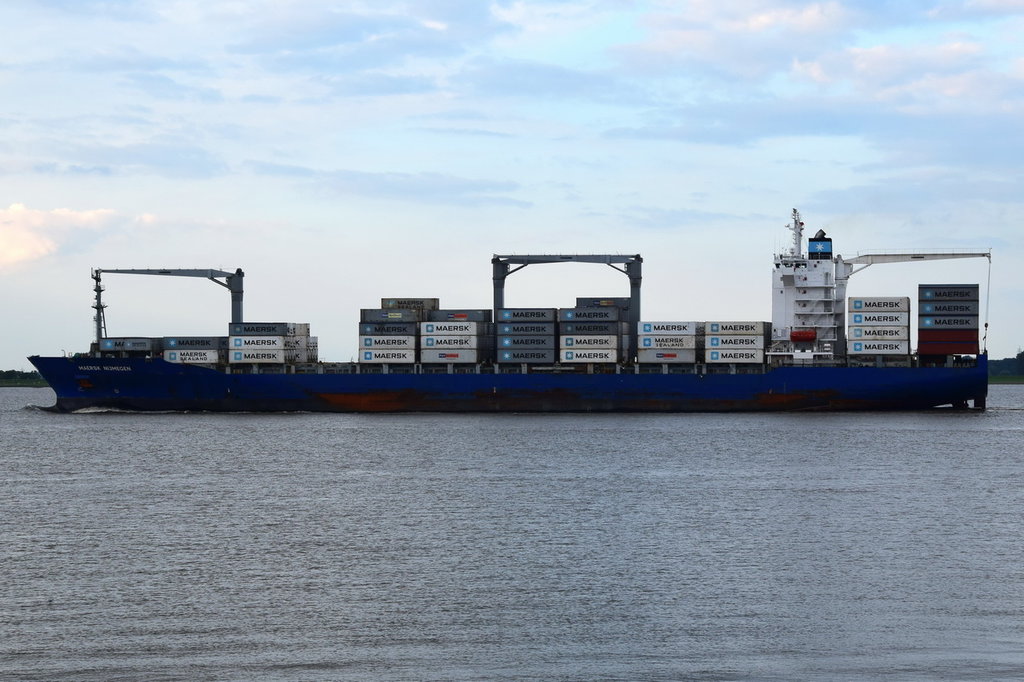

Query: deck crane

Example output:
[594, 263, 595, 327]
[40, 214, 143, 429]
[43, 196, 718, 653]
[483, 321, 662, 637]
[92, 268, 244, 354]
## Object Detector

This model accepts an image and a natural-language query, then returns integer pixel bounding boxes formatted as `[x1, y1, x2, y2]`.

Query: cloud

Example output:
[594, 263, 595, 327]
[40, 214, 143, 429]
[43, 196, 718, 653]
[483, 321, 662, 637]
[0, 203, 124, 266]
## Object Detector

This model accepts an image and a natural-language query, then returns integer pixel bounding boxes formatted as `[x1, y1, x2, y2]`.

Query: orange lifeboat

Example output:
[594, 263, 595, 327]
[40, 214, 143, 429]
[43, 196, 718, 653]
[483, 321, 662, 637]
[790, 330, 817, 343]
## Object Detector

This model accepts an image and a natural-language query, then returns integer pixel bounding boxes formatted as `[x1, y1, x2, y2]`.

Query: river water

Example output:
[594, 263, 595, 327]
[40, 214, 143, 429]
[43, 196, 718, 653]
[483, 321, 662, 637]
[2, 386, 1023, 681]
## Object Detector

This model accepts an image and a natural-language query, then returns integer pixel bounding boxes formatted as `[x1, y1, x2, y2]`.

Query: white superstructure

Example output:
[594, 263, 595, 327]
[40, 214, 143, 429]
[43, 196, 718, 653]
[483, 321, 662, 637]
[770, 209, 850, 360]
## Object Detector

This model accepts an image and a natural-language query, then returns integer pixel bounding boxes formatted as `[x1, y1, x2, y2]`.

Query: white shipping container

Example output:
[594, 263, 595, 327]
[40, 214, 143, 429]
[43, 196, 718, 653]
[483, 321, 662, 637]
[559, 335, 618, 348]
[637, 349, 697, 363]
[283, 335, 317, 349]
[707, 335, 765, 349]
[637, 321, 700, 336]
[420, 349, 481, 363]
[638, 335, 697, 349]
[286, 349, 318, 363]
[849, 326, 909, 340]
[848, 312, 910, 326]
[230, 349, 286, 363]
[230, 335, 285, 350]
[848, 340, 909, 355]
[419, 321, 481, 335]
[421, 335, 483, 349]
[848, 297, 911, 313]
[561, 349, 618, 362]
[359, 335, 416, 349]
[704, 349, 765, 363]
[360, 349, 416, 363]
[706, 321, 767, 335]
[164, 350, 221, 364]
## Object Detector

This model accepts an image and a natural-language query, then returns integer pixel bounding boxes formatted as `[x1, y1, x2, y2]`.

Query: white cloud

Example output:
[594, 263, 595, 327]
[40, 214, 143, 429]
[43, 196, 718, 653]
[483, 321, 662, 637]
[0, 203, 120, 266]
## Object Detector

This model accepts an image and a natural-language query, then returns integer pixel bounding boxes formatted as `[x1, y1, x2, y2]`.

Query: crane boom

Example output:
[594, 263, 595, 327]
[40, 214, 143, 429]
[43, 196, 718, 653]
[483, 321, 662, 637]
[844, 250, 990, 276]
[92, 268, 244, 351]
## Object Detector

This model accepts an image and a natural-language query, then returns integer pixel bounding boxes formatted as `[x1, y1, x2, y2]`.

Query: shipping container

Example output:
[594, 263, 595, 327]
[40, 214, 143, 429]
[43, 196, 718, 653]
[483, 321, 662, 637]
[918, 341, 980, 355]
[230, 349, 285, 364]
[228, 322, 308, 336]
[381, 297, 439, 311]
[919, 316, 979, 329]
[163, 350, 221, 364]
[163, 336, 228, 350]
[559, 321, 620, 335]
[706, 321, 767, 335]
[420, 321, 482, 336]
[559, 335, 618, 348]
[359, 308, 422, 323]
[848, 312, 910, 326]
[638, 321, 700, 336]
[707, 335, 765, 349]
[359, 335, 416, 349]
[428, 309, 492, 322]
[558, 308, 620, 322]
[498, 336, 556, 349]
[421, 336, 487, 349]
[848, 341, 910, 355]
[359, 349, 416, 364]
[100, 337, 156, 351]
[704, 349, 765, 363]
[637, 349, 697, 363]
[497, 349, 556, 363]
[230, 335, 285, 350]
[848, 326, 910, 340]
[359, 322, 417, 336]
[498, 322, 556, 335]
[847, 297, 911, 313]
[561, 349, 619, 362]
[918, 329, 979, 342]
[576, 297, 630, 309]
[497, 308, 556, 322]
[638, 335, 698, 349]
[918, 285, 979, 301]
[919, 301, 980, 315]
[283, 336, 317, 349]
[419, 349, 482, 363]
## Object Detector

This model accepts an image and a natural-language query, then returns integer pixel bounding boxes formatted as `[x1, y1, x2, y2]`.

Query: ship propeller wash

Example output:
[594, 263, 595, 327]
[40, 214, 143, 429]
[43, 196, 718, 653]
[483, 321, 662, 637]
[30, 210, 990, 412]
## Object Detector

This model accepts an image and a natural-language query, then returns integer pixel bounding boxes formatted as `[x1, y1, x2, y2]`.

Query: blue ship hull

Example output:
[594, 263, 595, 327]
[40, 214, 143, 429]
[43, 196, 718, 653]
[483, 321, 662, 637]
[29, 355, 988, 412]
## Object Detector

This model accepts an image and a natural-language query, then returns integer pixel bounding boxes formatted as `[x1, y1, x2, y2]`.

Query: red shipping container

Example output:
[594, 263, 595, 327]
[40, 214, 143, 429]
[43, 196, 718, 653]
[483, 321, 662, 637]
[918, 329, 979, 342]
[918, 341, 980, 355]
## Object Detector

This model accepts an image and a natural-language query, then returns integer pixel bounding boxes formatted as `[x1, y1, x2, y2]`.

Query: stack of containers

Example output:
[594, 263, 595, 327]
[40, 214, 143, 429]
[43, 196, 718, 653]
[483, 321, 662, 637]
[918, 284, 980, 355]
[847, 297, 910, 356]
[358, 304, 421, 364]
[559, 307, 620, 363]
[496, 309, 557, 363]
[704, 321, 768, 364]
[162, 336, 228, 365]
[421, 309, 493, 364]
[228, 322, 317, 364]
[636, 321, 701, 363]
[574, 297, 632, 354]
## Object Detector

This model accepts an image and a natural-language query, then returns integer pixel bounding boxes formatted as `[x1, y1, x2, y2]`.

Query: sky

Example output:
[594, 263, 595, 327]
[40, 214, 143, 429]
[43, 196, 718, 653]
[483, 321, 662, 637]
[1, 0, 1020, 369]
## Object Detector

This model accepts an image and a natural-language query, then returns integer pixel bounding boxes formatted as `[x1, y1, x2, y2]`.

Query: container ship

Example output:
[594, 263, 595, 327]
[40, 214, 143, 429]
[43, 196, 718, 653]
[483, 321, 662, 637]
[29, 211, 990, 412]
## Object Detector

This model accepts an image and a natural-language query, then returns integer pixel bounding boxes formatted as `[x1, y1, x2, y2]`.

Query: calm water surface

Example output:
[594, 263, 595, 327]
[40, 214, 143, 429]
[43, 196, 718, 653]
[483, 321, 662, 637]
[2, 386, 1023, 681]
